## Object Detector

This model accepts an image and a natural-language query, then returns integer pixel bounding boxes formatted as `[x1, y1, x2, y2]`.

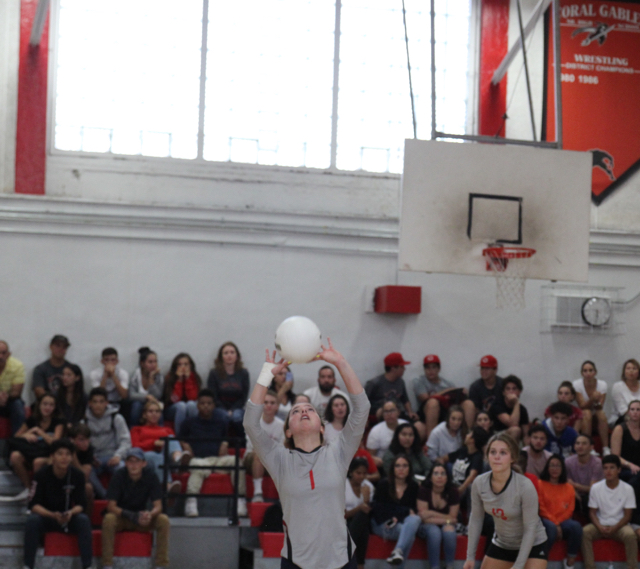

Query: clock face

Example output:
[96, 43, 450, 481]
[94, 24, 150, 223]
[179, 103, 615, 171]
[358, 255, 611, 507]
[581, 297, 611, 327]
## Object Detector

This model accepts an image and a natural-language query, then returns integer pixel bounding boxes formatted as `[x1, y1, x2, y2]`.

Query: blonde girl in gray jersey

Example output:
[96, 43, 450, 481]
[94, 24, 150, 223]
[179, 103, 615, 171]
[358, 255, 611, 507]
[464, 432, 548, 569]
[244, 339, 370, 569]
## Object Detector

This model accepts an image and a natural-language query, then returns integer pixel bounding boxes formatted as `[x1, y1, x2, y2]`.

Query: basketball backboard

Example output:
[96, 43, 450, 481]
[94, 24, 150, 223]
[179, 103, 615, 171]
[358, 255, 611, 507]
[398, 140, 592, 282]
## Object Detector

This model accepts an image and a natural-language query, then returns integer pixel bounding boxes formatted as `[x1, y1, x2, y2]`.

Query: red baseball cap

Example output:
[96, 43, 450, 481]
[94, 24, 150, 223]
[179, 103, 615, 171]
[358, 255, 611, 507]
[384, 352, 411, 367]
[480, 355, 498, 368]
[423, 355, 441, 365]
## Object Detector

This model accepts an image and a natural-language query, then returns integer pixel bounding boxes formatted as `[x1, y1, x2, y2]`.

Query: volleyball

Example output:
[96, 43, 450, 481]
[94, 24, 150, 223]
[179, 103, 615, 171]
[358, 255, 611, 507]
[274, 316, 322, 364]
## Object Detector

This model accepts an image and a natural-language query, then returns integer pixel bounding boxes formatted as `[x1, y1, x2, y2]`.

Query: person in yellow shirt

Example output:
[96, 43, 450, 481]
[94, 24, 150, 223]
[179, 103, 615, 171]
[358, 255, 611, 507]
[0, 341, 26, 434]
[538, 454, 583, 569]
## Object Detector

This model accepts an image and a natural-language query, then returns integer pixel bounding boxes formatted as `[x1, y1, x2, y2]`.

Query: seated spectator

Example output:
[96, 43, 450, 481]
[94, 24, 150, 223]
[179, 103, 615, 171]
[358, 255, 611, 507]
[565, 434, 603, 518]
[538, 454, 583, 569]
[8, 393, 64, 500]
[440, 426, 489, 499]
[610, 359, 640, 427]
[180, 389, 247, 517]
[31, 334, 71, 399]
[345, 457, 374, 569]
[303, 365, 345, 416]
[24, 439, 92, 569]
[417, 464, 460, 569]
[413, 355, 476, 438]
[383, 423, 432, 478]
[130, 400, 186, 486]
[269, 364, 295, 420]
[366, 400, 407, 467]
[102, 448, 170, 569]
[545, 381, 583, 433]
[243, 390, 284, 502]
[521, 424, 552, 478]
[129, 347, 164, 428]
[542, 401, 578, 458]
[88, 347, 129, 406]
[84, 387, 131, 499]
[69, 424, 96, 517]
[581, 454, 636, 569]
[370, 454, 421, 567]
[426, 406, 465, 463]
[323, 393, 350, 444]
[468, 355, 503, 413]
[365, 353, 422, 436]
[488, 375, 530, 444]
[56, 363, 88, 428]
[207, 341, 249, 438]
[163, 353, 201, 435]
[474, 410, 494, 435]
[573, 360, 610, 456]
[610, 399, 640, 478]
[0, 340, 25, 435]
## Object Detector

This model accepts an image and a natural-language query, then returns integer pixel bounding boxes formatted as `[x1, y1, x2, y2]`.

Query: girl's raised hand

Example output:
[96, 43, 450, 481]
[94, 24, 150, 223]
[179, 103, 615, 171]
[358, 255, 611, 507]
[315, 338, 344, 366]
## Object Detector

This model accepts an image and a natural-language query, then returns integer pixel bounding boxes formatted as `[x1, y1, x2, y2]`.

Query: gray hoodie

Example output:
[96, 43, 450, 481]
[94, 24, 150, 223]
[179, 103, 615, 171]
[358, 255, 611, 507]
[84, 406, 131, 459]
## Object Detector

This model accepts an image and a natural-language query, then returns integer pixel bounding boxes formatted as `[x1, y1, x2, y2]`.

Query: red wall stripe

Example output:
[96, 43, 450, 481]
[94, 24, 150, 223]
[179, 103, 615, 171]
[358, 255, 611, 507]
[15, 0, 49, 195]
[478, 0, 510, 137]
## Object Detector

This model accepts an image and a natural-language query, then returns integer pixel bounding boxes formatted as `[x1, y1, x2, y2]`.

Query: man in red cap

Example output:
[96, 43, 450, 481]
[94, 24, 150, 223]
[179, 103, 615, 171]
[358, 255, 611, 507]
[468, 355, 503, 413]
[413, 355, 476, 438]
[365, 353, 424, 439]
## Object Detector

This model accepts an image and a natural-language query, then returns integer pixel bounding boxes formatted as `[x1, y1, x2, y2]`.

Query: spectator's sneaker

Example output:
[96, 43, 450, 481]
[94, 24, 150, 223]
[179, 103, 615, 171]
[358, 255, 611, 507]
[251, 493, 264, 503]
[386, 549, 403, 565]
[603, 446, 611, 456]
[184, 497, 198, 517]
[172, 450, 193, 468]
[237, 498, 248, 517]
[455, 522, 468, 535]
[167, 480, 182, 494]
[563, 560, 574, 569]
[590, 449, 600, 456]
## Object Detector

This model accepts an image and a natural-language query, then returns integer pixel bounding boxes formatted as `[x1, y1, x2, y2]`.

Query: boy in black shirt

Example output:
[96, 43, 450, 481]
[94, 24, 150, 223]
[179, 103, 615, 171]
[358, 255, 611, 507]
[69, 424, 95, 516]
[441, 426, 489, 496]
[24, 438, 93, 569]
[102, 448, 170, 569]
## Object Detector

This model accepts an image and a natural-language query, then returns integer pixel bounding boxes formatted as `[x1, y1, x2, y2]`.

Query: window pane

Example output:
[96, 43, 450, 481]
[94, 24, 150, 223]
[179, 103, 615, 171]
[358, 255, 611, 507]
[54, 0, 202, 159]
[204, 0, 334, 168]
[337, 0, 470, 173]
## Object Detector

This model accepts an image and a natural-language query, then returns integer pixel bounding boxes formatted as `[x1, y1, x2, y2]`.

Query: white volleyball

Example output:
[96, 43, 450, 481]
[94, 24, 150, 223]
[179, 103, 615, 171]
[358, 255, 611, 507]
[274, 316, 322, 364]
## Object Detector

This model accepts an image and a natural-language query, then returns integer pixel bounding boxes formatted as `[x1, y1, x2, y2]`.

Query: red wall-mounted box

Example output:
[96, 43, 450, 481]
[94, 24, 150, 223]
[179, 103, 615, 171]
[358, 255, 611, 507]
[374, 286, 422, 314]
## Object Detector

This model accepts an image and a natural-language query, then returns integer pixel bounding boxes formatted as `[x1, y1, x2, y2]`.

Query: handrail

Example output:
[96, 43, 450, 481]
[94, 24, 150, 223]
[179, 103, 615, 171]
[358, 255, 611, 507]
[159, 435, 245, 526]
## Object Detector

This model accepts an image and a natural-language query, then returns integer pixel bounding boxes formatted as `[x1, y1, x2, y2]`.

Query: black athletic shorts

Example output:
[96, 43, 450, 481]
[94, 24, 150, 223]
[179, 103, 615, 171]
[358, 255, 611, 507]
[486, 540, 548, 562]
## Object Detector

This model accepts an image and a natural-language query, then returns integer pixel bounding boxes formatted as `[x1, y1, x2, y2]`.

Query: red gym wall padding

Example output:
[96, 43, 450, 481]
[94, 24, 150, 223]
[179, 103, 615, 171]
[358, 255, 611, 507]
[478, 0, 510, 138]
[15, 0, 49, 195]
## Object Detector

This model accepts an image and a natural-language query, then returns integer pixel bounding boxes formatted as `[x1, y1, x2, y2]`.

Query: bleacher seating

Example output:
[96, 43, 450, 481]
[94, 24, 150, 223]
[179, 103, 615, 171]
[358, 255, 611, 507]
[44, 530, 153, 557]
[256, 532, 640, 562]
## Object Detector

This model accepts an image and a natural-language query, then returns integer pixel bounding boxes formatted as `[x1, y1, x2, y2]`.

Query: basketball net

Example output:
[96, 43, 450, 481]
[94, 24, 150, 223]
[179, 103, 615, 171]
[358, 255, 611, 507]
[483, 247, 536, 311]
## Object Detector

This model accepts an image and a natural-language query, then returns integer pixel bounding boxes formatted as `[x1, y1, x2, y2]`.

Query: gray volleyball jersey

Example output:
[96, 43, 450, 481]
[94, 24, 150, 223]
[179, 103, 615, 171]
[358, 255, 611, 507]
[467, 471, 547, 569]
[244, 390, 370, 569]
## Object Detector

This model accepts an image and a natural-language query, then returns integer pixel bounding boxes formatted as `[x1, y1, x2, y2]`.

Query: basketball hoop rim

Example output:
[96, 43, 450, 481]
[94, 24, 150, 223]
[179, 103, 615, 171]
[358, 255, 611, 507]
[482, 246, 536, 260]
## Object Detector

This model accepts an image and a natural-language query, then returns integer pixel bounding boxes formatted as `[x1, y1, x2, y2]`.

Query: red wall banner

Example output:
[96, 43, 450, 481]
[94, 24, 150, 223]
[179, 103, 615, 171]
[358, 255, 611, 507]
[545, 0, 640, 204]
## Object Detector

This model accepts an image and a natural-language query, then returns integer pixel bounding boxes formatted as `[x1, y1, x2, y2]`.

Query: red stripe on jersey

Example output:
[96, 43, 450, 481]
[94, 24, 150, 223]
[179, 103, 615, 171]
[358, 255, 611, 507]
[309, 469, 315, 490]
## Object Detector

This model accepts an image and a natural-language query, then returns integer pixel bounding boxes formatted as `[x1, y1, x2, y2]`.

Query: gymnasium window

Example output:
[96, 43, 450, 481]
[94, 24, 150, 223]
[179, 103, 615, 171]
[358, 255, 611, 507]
[52, 0, 472, 173]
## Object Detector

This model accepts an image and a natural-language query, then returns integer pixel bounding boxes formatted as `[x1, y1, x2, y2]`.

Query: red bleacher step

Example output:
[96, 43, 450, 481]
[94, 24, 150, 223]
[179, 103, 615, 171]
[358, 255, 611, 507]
[44, 530, 153, 557]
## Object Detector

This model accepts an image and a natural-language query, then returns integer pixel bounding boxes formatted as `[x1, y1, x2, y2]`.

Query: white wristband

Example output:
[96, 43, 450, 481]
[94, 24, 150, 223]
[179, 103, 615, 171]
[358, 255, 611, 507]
[257, 362, 277, 387]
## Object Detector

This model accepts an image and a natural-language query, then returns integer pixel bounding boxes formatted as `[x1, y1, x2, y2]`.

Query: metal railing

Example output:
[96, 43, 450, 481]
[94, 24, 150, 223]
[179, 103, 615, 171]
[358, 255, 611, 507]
[160, 435, 245, 526]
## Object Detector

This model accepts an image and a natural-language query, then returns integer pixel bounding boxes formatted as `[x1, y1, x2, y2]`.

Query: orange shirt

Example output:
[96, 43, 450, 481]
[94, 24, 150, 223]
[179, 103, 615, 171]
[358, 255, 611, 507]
[538, 480, 575, 524]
